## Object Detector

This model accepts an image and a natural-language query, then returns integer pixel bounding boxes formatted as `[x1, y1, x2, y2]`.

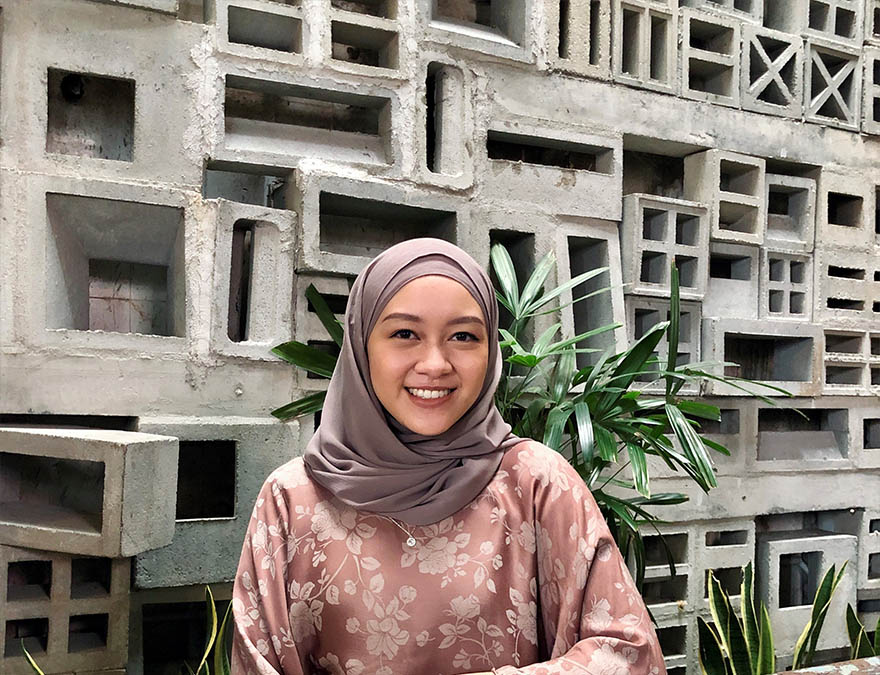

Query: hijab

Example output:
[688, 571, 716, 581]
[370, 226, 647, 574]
[302, 238, 522, 526]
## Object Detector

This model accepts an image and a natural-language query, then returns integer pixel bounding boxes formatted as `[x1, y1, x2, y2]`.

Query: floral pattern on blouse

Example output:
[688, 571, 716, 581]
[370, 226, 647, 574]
[232, 441, 666, 675]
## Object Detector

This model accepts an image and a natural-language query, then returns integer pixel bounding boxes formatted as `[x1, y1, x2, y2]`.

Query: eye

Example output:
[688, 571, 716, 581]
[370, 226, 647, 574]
[452, 331, 479, 342]
[391, 329, 416, 340]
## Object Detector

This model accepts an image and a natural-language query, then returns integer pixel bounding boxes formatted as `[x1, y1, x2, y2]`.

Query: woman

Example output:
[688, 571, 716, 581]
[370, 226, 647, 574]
[232, 238, 666, 674]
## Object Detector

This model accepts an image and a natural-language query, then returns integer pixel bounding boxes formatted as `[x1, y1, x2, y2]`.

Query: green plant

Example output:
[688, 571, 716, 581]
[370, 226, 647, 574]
[846, 603, 880, 659]
[270, 245, 783, 586]
[698, 561, 848, 674]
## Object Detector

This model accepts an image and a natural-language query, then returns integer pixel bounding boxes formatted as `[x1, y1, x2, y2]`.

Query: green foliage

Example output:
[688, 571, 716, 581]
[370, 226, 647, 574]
[699, 562, 848, 675]
[846, 603, 880, 659]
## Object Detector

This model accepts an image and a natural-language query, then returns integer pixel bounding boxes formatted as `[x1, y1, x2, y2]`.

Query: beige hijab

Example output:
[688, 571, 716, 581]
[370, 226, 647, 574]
[302, 238, 521, 525]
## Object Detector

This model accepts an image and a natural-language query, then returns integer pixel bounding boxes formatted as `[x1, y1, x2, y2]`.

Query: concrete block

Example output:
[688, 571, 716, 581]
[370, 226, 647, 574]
[703, 243, 759, 320]
[852, 400, 880, 469]
[0, 427, 177, 558]
[208, 199, 296, 360]
[294, 171, 464, 277]
[741, 25, 804, 119]
[612, 1, 678, 94]
[684, 149, 766, 246]
[823, 328, 872, 394]
[90, 0, 177, 11]
[759, 249, 812, 322]
[680, 0, 761, 23]
[423, 0, 534, 64]
[757, 531, 857, 654]
[804, 39, 862, 131]
[814, 246, 880, 327]
[641, 525, 694, 621]
[695, 518, 755, 611]
[858, 511, 880, 590]
[216, 0, 304, 65]
[653, 617, 689, 673]
[132, 417, 299, 588]
[762, 0, 808, 34]
[546, 0, 612, 79]
[803, 0, 865, 46]
[555, 217, 629, 368]
[867, 1, 880, 44]
[327, 7, 403, 76]
[680, 8, 741, 107]
[477, 116, 623, 220]
[816, 170, 876, 250]
[0, 545, 130, 675]
[620, 194, 709, 300]
[765, 173, 817, 252]
[862, 47, 880, 134]
[701, 317, 823, 396]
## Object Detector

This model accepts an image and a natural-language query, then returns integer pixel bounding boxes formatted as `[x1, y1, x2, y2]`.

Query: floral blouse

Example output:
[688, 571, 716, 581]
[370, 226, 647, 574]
[231, 440, 666, 674]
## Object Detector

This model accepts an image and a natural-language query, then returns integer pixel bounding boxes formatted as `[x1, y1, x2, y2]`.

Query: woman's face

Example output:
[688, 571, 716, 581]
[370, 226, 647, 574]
[366, 275, 490, 436]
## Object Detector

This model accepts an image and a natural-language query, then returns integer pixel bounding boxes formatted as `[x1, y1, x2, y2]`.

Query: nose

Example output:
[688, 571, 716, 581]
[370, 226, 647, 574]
[414, 342, 452, 377]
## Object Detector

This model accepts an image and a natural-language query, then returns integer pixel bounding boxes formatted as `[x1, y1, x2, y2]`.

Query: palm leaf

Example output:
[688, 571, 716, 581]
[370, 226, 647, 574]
[271, 391, 327, 421]
[490, 243, 520, 309]
[271, 341, 337, 378]
[305, 284, 344, 346]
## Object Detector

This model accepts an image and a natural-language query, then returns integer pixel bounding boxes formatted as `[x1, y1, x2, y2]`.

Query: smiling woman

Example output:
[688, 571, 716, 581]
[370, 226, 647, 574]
[231, 238, 666, 675]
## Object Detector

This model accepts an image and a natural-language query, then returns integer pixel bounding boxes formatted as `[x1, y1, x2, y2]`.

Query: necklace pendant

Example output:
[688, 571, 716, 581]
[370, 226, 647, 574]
[406, 536, 417, 547]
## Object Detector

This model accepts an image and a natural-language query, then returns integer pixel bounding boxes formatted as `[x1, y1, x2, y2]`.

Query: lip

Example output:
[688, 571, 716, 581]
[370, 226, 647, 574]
[405, 387, 456, 407]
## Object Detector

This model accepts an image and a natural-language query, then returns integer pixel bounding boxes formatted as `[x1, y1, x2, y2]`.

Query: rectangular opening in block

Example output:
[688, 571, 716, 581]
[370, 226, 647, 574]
[644, 533, 687, 567]
[656, 625, 686, 657]
[46, 193, 185, 337]
[688, 57, 733, 96]
[674, 255, 698, 288]
[667, 668, 686, 675]
[827, 192, 863, 227]
[874, 7, 880, 38]
[176, 440, 236, 520]
[790, 292, 805, 314]
[767, 182, 810, 242]
[700, 409, 740, 435]
[780, 550, 822, 607]
[4, 617, 49, 657]
[769, 289, 785, 313]
[228, 6, 301, 53]
[433, 0, 525, 45]
[331, 21, 398, 69]
[827, 264, 865, 280]
[706, 529, 748, 546]
[487, 131, 613, 174]
[718, 200, 758, 234]
[589, 0, 601, 65]
[872, 367, 880, 386]
[758, 408, 848, 460]
[826, 364, 862, 385]
[642, 208, 667, 241]
[0, 452, 104, 533]
[825, 332, 862, 354]
[709, 253, 751, 280]
[827, 297, 865, 311]
[870, 553, 880, 579]
[676, 213, 699, 245]
[68, 613, 108, 653]
[621, 8, 640, 76]
[71, 557, 112, 599]
[568, 236, 613, 369]
[865, 419, 880, 449]
[769, 257, 786, 282]
[640, 251, 667, 284]
[425, 63, 464, 176]
[834, 6, 855, 39]
[649, 13, 669, 82]
[622, 149, 685, 198]
[705, 567, 743, 597]
[227, 219, 276, 343]
[720, 159, 760, 196]
[724, 334, 813, 381]
[490, 230, 534, 331]
[203, 164, 290, 208]
[0, 413, 137, 430]
[331, 0, 396, 18]
[143, 599, 231, 669]
[319, 192, 456, 258]
[689, 18, 734, 54]
[558, 0, 570, 58]
[869, 518, 880, 533]
[6, 560, 52, 602]
[790, 261, 805, 284]
[642, 575, 687, 605]
[46, 69, 134, 162]
[872, 336, 880, 355]
[809, 1, 830, 31]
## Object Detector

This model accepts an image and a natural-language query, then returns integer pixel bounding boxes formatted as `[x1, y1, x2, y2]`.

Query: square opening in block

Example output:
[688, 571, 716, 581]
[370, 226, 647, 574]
[331, 21, 398, 69]
[642, 574, 687, 605]
[674, 255, 698, 288]
[203, 164, 291, 208]
[176, 440, 236, 520]
[319, 192, 456, 258]
[706, 529, 748, 546]
[758, 408, 848, 460]
[718, 201, 758, 234]
[720, 159, 760, 196]
[433, 0, 525, 45]
[827, 192, 863, 227]
[332, 0, 396, 17]
[46, 69, 134, 162]
[705, 567, 743, 597]
[6, 560, 52, 602]
[780, 550, 822, 607]
[568, 236, 613, 369]
[724, 334, 813, 381]
[46, 193, 185, 337]
[4, 617, 49, 657]
[644, 532, 687, 566]
[675, 213, 700, 246]
[656, 624, 686, 657]
[834, 6, 855, 38]
[228, 6, 302, 53]
[869, 518, 880, 533]
[640, 251, 667, 284]
[68, 613, 108, 653]
[634, 307, 662, 339]
[825, 332, 862, 354]
[143, 599, 232, 668]
[689, 18, 734, 54]
[71, 557, 112, 599]
[809, 1, 830, 31]
[699, 409, 740, 436]
[688, 57, 734, 96]
[487, 130, 614, 174]
[767, 182, 810, 242]
[709, 253, 751, 280]
[642, 208, 667, 241]
[0, 453, 105, 533]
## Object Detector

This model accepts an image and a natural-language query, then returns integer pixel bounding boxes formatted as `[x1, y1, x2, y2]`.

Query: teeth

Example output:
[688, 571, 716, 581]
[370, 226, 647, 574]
[407, 388, 452, 400]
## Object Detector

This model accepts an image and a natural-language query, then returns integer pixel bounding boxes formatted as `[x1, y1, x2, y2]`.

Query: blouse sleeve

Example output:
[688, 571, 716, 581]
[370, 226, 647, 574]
[231, 475, 311, 675]
[497, 449, 666, 675]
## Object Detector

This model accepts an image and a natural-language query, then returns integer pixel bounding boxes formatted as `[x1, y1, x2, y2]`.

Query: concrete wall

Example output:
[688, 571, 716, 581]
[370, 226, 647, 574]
[0, 0, 879, 672]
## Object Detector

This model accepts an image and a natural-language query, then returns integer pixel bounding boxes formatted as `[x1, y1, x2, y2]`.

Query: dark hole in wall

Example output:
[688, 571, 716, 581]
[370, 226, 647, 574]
[834, 7, 855, 38]
[46, 69, 135, 162]
[558, 0, 570, 58]
[656, 624, 686, 656]
[622, 150, 684, 198]
[330, 21, 398, 69]
[331, 0, 394, 18]
[825, 332, 862, 353]
[676, 213, 699, 245]
[688, 57, 734, 96]
[870, 553, 880, 579]
[724, 335, 813, 381]
[698, 409, 740, 435]
[621, 8, 640, 75]
[649, 14, 669, 82]
[228, 221, 255, 343]
[228, 6, 301, 53]
[864, 419, 880, 449]
[71, 557, 112, 599]
[827, 192, 863, 227]
[202, 165, 290, 208]
[643, 533, 687, 566]
[780, 551, 821, 607]
[89, 259, 171, 336]
[487, 131, 613, 173]
[705, 567, 742, 597]
[68, 613, 109, 653]
[6, 560, 52, 602]
[307, 291, 349, 316]
[758, 408, 848, 461]
[689, 19, 733, 54]
[827, 297, 864, 311]
[642, 574, 687, 604]
[588, 0, 601, 64]
[490, 229, 535, 333]
[176, 441, 236, 519]
[568, 235, 613, 368]
[719, 160, 760, 196]
[709, 254, 751, 280]
[705, 529, 748, 546]
[0, 414, 137, 430]
[869, 519, 880, 533]
[4, 617, 49, 657]
[435, 0, 491, 27]
[809, 1, 829, 30]
[425, 69, 437, 172]
[142, 600, 231, 670]
[858, 598, 880, 613]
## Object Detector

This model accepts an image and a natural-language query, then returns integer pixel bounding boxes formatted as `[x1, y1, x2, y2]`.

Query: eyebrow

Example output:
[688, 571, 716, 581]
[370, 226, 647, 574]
[381, 312, 485, 327]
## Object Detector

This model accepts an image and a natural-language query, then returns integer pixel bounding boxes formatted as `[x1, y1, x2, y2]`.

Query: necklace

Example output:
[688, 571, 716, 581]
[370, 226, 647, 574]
[383, 515, 419, 547]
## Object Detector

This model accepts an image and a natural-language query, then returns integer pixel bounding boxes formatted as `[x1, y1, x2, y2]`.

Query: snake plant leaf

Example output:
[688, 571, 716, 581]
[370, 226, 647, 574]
[846, 603, 874, 659]
[490, 243, 519, 310]
[194, 586, 219, 675]
[697, 617, 729, 675]
[215, 598, 233, 675]
[305, 283, 344, 347]
[271, 391, 327, 421]
[874, 616, 880, 654]
[271, 341, 337, 378]
[792, 561, 848, 669]
[757, 603, 775, 674]
[741, 562, 760, 673]
[706, 571, 752, 675]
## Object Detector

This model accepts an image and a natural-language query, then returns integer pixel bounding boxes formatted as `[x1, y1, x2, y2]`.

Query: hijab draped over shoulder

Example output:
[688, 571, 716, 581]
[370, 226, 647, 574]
[302, 238, 522, 526]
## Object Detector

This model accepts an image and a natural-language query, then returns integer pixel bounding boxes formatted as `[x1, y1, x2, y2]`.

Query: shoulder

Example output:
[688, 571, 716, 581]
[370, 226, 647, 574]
[501, 439, 587, 501]
[255, 456, 319, 511]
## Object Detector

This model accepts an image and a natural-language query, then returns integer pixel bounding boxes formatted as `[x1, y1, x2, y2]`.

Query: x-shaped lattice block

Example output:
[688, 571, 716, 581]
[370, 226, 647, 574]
[748, 35, 799, 106]
[807, 45, 860, 127]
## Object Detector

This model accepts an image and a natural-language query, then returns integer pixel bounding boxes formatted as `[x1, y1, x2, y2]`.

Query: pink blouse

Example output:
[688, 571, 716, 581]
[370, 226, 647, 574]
[231, 440, 666, 674]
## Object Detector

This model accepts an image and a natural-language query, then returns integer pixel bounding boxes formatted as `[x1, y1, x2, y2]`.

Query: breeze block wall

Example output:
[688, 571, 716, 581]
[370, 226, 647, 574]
[0, 0, 878, 673]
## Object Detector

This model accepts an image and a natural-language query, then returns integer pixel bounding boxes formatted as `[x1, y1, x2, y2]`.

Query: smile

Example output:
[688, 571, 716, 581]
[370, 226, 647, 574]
[405, 388, 454, 400]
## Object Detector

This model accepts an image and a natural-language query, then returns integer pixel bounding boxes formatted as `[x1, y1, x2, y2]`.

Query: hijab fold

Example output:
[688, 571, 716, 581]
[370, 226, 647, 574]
[302, 238, 521, 526]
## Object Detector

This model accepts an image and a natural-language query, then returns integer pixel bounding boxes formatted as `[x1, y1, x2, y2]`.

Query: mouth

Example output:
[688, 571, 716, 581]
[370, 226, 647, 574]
[405, 387, 456, 401]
